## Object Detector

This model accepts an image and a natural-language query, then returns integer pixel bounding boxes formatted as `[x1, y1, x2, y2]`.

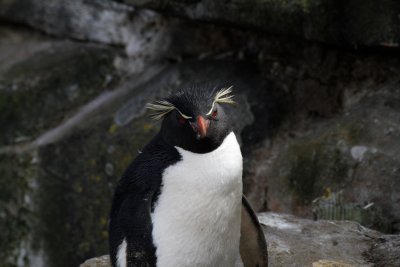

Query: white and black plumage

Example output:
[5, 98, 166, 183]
[109, 85, 268, 267]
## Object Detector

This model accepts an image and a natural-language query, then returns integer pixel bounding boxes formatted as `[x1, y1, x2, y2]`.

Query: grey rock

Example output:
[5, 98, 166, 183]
[2, 0, 400, 47]
[246, 86, 400, 234]
[122, 0, 400, 47]
[0, 26, 120, 147]
[365, 235, 400, 267]
[0, 0, 135, 45]
[80, 213, 400, 267]
[260, 213, 400, 266]
[0, 0, 172, 75]
[80, 255, 110, 267]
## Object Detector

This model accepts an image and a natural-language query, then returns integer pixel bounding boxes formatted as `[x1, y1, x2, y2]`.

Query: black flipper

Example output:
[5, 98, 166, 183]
[240, 195, 268, 267]
[108, 135, 181, 267]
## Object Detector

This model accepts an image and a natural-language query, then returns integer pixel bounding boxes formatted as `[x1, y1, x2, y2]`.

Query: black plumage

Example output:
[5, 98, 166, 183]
[166, 84, 217, 117]
[109, 135, 181, 266]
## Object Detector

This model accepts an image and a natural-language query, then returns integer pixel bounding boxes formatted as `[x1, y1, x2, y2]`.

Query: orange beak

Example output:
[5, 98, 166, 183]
[197, 116, 209, 138]
[191, 116, 210, 139]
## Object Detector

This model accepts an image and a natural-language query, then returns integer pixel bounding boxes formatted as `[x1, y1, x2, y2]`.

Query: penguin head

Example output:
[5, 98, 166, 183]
[147, 85, 235, 153]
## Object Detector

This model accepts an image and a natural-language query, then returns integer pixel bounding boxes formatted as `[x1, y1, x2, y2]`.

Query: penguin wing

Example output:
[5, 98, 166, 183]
[109, 136, 181, 267]
[240, 195, 268, 267]
[109, 184, 158, 267]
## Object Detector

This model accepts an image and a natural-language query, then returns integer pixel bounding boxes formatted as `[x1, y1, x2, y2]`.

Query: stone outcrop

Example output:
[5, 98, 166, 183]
[80, 213, 400, 267]
[259, 213, 399, 266]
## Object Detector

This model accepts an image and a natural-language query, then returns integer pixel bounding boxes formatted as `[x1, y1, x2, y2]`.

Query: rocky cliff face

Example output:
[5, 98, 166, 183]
[1, 1, 400, 267]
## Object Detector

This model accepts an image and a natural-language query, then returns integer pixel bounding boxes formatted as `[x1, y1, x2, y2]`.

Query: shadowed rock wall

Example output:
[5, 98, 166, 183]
[122, 0, 400, 46]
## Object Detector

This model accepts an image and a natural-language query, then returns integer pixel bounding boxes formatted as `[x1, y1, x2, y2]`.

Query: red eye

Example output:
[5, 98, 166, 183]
[178, 116, 186, 124]
[211, 110, 218, 118]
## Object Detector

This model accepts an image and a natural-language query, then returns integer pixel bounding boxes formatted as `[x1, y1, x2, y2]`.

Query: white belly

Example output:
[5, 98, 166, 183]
[151, 132, 243, 267]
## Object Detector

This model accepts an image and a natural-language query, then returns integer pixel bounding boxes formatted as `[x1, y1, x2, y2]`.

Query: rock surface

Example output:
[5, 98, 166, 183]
[2, 0, 400, 47]
[117, 0, 400, 47]
[80, 213, 400, 267]
[246, 86, 400, 234]
[80, 255, 110, 267]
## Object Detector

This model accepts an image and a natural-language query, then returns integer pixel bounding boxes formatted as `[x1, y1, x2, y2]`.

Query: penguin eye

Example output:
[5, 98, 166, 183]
[178, 116, 187, 125]
[211, 110, 218, 118]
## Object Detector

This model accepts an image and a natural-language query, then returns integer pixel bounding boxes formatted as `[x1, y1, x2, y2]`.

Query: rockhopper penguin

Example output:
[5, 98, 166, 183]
[109, 85, 268, 267]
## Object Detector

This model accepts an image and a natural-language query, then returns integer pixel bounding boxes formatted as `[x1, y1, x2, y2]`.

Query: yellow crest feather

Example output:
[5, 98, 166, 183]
[146, 100, 175, 120]
[214, 86, 235, 104]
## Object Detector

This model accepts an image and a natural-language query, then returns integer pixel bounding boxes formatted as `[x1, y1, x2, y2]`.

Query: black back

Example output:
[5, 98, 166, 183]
[108, 134, 180, 267]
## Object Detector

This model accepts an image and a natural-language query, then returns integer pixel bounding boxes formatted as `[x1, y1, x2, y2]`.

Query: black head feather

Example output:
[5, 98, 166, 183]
[166, 85, 216, 118]
[147, 84, 235, 153]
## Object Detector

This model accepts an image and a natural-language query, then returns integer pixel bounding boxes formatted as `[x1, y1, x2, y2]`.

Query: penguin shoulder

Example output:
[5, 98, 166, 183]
[116, 135, 181, 194]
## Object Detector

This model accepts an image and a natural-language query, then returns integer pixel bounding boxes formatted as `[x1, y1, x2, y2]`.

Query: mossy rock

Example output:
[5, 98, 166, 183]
[272, 127, 355, 208]
[0, 42, 119, 146]
[34, 114, 159, 267]
[0, 153, 37, 267]
[259, 89, 400, 233]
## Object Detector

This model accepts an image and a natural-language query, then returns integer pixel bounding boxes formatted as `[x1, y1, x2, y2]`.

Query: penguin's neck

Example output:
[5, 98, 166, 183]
[151, 132, 243, 267]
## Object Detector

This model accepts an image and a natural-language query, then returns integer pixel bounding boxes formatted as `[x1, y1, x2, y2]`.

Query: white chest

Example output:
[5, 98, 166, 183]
[151, 132, 243, 267]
